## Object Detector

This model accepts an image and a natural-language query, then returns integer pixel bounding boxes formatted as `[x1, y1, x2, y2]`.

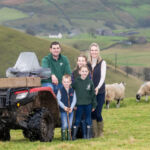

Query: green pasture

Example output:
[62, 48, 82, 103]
[1, 97, 150, 150]
[101, 45, 150, 67]
[0, 7, 29, 23]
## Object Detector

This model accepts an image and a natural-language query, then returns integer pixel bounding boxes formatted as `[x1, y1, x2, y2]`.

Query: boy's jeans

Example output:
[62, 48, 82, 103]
[61, 111, 74, 130]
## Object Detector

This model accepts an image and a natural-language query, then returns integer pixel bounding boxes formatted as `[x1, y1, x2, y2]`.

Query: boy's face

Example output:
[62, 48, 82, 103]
[79, 67, 89, 80]
[77, 57, 87, 68]
[62, 78, 72, 89]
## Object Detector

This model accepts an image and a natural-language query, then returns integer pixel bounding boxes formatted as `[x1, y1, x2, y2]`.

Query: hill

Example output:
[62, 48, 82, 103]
[0, 25, 80, 76]
[0, 25, 143, 97]
[0, 0, 150, 33]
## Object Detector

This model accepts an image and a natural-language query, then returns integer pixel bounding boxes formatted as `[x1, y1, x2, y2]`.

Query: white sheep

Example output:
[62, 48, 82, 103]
[105, 82, 125, 109]
[136, 81, 150, 102]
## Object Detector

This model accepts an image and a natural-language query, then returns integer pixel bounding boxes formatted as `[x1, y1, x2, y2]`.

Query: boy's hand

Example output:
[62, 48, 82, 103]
[51, 75, 58, 85]
[64, 106, 69, 112]
[68, 108, 73, 113]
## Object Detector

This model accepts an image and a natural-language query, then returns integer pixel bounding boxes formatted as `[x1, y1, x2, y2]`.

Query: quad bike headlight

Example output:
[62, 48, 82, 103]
[16, 92, 28, 100]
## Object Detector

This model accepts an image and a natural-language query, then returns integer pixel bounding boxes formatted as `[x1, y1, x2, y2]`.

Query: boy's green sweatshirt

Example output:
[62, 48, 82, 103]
[41, 53, 71, 84]
[72, 76, 97, 109]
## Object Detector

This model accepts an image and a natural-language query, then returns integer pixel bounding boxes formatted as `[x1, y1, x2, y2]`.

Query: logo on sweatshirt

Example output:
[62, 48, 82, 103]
[60, 62, 63, 66]
[86, 84, 91, 90]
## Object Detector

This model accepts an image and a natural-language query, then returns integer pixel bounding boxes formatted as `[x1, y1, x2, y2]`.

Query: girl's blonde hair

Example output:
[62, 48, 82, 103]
[89, 42, 102, 63]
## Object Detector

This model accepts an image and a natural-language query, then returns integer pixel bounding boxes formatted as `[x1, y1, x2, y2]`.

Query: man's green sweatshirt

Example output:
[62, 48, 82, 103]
[41, 54, 71, 84]
[72, 76, 97, 109]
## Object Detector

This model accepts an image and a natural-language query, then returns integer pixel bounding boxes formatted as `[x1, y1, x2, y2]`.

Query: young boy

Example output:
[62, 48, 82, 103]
[57, 74, 76, 141]
[72, 65, 97, 140]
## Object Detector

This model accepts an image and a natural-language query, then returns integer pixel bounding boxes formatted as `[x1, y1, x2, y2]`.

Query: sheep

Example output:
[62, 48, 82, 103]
[105, 82, 125, 109]
[136, 81, 150, 102]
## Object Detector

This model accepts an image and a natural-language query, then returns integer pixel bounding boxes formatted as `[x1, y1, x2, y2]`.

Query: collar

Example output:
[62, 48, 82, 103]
[49, 53, 61, 61]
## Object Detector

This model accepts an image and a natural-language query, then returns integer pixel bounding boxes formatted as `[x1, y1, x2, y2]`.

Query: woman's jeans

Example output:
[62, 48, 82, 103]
[92, 92, 105, 122]
[61, 111, 74, 130]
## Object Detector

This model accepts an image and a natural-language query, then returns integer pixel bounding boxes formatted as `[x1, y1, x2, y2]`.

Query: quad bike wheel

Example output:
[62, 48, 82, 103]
[0, 125, 10, 141]
[27, 108, 54, 142]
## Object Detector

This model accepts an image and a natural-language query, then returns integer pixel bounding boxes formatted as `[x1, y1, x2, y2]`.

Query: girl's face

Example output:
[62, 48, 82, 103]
[77, 57, 87, 68]
[79, 67, 89, 80]
[90, 46, 99, 59]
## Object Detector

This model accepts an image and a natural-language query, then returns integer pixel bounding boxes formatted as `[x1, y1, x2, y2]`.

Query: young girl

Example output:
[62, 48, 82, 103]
[72, 54, 89, 139]
[57, 74, 76, 141]
[72, 54, 88, 81]
[72, 65, 97, 140]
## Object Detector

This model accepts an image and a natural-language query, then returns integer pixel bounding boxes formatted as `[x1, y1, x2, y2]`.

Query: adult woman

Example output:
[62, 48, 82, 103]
[88, 43, 106, 137]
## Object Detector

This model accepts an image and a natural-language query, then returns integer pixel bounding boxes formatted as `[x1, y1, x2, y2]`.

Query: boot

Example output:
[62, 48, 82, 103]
[67, 129, 71, 140]
[92, 120, 98, 138]
[72, 126, 79, 140]
[81, 120, 87, 139]
[86, 125, 92, 139]
[97, 121, 104, 137]
[61, 129, 66, 141]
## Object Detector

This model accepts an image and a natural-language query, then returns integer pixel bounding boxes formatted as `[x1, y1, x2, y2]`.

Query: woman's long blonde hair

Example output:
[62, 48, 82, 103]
[89, 42, 102, 63]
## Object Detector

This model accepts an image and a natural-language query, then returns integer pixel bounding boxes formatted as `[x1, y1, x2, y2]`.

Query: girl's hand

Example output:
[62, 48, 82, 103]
[95, 87, 99, 95]
[74, 107, 77, 110]
[92, 108, 95, 112]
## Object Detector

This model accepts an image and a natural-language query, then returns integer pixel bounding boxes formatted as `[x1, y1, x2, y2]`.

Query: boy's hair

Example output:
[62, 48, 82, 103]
[79, 65, 89, 72]
[50, 41, 60, 48]
[62, 74, 71, 81]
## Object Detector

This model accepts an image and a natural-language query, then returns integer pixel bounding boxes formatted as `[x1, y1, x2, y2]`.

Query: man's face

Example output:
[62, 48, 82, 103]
[50, 44, 61, 57]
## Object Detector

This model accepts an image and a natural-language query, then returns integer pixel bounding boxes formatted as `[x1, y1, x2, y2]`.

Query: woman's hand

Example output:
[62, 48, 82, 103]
[95, 87, 99, 95]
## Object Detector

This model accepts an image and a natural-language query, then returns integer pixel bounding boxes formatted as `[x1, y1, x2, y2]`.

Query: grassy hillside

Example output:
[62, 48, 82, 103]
[0, 25, 80, 76]
[0, 0, 150, 33]
[0, 25, 143, 97]
[1, 97, 150, 150]
[101, 44, 150, 67]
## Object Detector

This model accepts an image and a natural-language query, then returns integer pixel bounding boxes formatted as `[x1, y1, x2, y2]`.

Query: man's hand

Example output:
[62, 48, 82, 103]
[51, 75, 58, 85]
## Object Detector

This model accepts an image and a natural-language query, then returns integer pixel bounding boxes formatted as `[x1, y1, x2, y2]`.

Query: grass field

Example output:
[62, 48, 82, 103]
[0, 7, 29, 22]
[1, 97, 150, 150]
[101, 44, 150, 67]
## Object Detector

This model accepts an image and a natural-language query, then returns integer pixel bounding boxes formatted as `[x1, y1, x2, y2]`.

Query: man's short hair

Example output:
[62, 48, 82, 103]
[50, 41, 60, 48]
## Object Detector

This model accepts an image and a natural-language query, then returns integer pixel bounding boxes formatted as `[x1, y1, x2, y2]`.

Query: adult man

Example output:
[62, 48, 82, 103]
[41, 41, 71, 94]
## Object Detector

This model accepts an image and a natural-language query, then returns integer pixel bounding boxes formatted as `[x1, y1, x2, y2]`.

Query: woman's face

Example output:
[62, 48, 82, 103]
[90, 46, 99, 59]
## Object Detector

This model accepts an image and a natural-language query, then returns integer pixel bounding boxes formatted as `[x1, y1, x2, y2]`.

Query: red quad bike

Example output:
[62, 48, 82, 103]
[0, 52, 59, 142]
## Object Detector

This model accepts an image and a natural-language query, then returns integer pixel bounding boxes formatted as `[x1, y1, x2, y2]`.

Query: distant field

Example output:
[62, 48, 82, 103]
[101, 44, 150, 67]
[1, 97, 150, 150]
[0, 7, 29, 22]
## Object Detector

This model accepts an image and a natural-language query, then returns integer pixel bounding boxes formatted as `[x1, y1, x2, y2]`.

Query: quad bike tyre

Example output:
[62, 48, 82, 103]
[27, 108, 54, 142]
[0, 125, 10, 141]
